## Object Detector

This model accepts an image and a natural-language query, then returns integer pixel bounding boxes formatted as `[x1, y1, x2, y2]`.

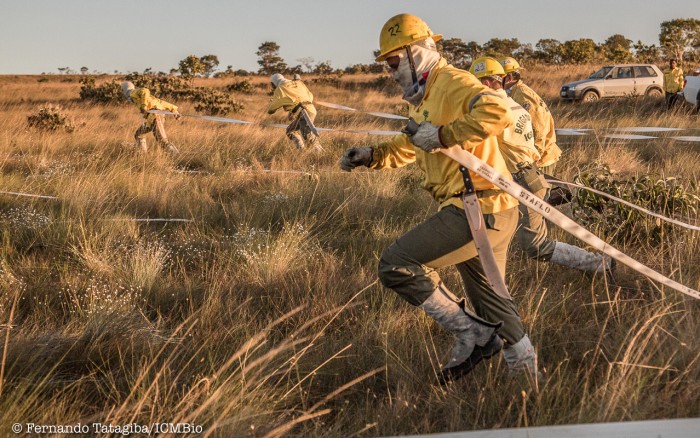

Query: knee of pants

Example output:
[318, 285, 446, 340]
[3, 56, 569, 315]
[378, 244, 440, 306]
[517, 232, 548, 260]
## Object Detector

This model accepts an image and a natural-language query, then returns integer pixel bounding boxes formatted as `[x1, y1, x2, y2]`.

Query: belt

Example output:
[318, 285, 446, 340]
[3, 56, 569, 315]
[455, 189, 502, 199]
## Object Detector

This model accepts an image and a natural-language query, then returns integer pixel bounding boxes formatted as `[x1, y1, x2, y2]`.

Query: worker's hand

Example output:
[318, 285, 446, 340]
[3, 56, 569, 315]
[408, 121, 445, 153]
[339, 147, 373, 172]
[173, 111, 182, 121]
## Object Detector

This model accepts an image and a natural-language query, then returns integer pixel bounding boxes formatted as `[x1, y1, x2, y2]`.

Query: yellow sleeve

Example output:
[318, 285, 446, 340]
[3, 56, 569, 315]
[439, 80, 512, 152]
[267, 87, 288, 114]
[369, 133, 417, 169]
[135, 88, 150, 113]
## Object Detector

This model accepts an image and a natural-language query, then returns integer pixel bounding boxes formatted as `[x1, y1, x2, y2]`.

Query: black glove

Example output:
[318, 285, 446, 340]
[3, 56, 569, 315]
[339, 147, 373, 172]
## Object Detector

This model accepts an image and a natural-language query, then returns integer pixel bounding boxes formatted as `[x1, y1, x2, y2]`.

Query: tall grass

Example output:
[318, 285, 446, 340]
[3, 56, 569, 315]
[0, 69, 698, 436]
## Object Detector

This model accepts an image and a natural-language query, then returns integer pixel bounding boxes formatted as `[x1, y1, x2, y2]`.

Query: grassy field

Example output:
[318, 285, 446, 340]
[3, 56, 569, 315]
[0, 64, 698, 437]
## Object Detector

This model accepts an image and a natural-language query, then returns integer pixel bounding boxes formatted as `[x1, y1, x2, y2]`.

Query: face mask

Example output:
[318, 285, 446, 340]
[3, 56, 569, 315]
[389, 43, 441, 104]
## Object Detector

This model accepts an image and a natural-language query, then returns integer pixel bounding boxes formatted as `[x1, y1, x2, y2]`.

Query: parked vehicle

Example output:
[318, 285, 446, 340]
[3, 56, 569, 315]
[683, 71, 700, 112]
[560, 64, 664, 102]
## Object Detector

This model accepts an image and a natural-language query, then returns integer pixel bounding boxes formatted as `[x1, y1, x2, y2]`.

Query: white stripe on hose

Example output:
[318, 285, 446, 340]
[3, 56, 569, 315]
[440, 146, 700, 300]
[148, 110, 400, 136]
[547, 180, 700, 231]
[315, 101, 409, 120]
[0, 190, 59, 200]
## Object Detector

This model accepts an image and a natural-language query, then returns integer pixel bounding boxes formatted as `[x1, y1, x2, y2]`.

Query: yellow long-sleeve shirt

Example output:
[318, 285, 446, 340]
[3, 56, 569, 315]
[267, 80, 317, 119]
[493, 89, 540, 174]
[509, 81, 561, 169]
[370, 59, 518, 214]
[129, 88, 178, 125]
[663, 67, 684, 93]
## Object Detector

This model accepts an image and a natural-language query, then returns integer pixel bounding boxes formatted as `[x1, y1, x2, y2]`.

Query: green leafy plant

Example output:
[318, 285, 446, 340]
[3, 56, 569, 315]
[26, 104, 76, 132]
[573, 163, 699, 242]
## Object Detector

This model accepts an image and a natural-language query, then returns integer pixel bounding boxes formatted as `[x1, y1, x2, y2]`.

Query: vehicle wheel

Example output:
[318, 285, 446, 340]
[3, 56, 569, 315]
[581, 90, 599, 103]
[645, 88, 662, 98]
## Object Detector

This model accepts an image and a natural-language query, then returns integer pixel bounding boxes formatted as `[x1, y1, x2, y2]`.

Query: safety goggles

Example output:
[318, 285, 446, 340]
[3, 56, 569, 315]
[384, 50, 406, 70]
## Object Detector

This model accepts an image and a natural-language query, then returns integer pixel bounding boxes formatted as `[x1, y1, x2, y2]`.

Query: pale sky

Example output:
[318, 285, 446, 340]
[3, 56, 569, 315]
[1, 0, 698, 74]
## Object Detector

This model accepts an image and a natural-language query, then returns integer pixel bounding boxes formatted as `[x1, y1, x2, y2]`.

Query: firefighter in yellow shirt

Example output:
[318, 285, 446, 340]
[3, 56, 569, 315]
[470, 57, 614, 276]
[663, 59, 684, 110]
[498, 57, 561, 176]
[340, 14, 537, 383]
[267, 73, 322, 150]
[498, 57, 615, 275]
[121, 81, 180, 154]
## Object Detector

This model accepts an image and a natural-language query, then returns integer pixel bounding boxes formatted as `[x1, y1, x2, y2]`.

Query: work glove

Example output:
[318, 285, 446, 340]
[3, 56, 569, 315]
[339, 147, 373, 172]
[404, 119, 446, 153]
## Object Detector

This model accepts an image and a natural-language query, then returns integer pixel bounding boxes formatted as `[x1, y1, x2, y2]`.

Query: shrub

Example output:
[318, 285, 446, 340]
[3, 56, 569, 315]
[27, 104, 76, 132]
[192, 88, 244, 116]
[79, 77, 123, 104]
[226, 80, 253, 94]
[573, 163, 700, 242]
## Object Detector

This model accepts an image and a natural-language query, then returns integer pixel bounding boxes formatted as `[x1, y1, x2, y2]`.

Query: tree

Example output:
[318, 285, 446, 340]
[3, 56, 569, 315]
[482, 38, 521, 57]
[633, 40, 660, 63]
[439, 38, 472, 69]
[313, 61, 334, 75]
[534, 39, 562, 64]
[659, 18, 700, 62]
[80, 66, 89, 75]
[178, 55, 204, 84]
[297, 57, 315, 73]
[256, 41, 287, 75]
[560, 39, 597, 64]
[200, 54, 220, 77]
[603, 34, 633, 62]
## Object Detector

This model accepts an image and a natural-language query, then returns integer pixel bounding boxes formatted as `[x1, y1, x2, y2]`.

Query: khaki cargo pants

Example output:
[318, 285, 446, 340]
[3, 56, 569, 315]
[286, 106, 319, 147]
[135, 113, 170, 146]
[514, 163, 557, 260]
[378, 204, 525, 344]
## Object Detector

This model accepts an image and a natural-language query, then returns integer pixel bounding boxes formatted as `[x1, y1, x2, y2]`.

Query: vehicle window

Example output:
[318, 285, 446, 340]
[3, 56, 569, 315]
[634, 66, 657, 78]
[589, 66, 613, 79]
[613, 67, 633, 79]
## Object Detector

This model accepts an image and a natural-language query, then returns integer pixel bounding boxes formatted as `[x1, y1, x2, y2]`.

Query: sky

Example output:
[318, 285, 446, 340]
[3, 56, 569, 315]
[1, 0, 698, 75]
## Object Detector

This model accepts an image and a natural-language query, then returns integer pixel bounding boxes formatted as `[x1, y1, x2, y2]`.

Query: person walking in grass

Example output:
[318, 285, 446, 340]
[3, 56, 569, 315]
[663, 59, 684, 110]
[121, 81, 180, 154]
[339, 14, 538, 384]
[267, 73, 323, 151]
[498, 57, 613, 275]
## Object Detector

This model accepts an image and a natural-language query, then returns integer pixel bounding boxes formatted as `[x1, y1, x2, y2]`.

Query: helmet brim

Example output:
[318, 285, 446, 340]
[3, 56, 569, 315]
[375, 34, 443, 62]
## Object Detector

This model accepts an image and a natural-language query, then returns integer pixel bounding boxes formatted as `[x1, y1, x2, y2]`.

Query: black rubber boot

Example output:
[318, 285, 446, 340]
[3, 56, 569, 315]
[438, 332, 503, 385]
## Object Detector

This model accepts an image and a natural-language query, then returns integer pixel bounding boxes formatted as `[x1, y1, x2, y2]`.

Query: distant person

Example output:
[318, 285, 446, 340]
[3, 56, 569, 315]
[121, 81, 180, 154]
[663, 59, 684, 110]
[292, 73, 302, 81]
[267, 73, 322, 151]
[471, 57, 614, 276]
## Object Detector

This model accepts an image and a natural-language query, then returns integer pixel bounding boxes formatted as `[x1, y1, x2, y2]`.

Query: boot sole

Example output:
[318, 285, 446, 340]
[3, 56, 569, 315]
[439, 334, 503, 386]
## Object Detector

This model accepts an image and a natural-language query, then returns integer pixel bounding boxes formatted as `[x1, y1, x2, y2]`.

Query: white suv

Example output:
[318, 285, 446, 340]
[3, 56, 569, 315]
[560, 64, 664, 102]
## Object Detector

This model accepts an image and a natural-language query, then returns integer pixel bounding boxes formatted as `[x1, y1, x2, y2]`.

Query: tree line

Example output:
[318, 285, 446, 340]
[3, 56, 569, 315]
[55, 18, 698, 77]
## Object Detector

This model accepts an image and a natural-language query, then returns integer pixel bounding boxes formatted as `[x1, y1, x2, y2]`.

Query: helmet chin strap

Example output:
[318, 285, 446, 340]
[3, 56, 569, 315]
[405, 46, 419, 85]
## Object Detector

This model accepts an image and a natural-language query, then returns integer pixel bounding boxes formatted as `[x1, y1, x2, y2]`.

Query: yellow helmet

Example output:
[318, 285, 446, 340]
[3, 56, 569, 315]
[498, 57, 523, 74]
[376, 14, 443, 62]
[469, 57, 505, 78]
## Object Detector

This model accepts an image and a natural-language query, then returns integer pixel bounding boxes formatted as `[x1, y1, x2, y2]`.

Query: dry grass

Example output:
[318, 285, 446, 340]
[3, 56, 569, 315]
[0, 68, 698, 436]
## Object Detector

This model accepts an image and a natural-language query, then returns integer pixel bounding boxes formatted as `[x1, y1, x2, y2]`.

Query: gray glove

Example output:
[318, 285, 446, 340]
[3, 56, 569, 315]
[339, 147, 373, 172]
[409, 121, 445, 153]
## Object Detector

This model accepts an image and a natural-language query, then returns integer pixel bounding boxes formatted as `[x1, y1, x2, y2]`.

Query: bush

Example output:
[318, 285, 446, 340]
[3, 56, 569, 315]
[573, 163, 700, 242]
[79, 71, 244, 116]
[27, 104, 76, 132]
[226, 80, 253, 94]
[192, 88, 244, 116]
[79, 77, 123, 104]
